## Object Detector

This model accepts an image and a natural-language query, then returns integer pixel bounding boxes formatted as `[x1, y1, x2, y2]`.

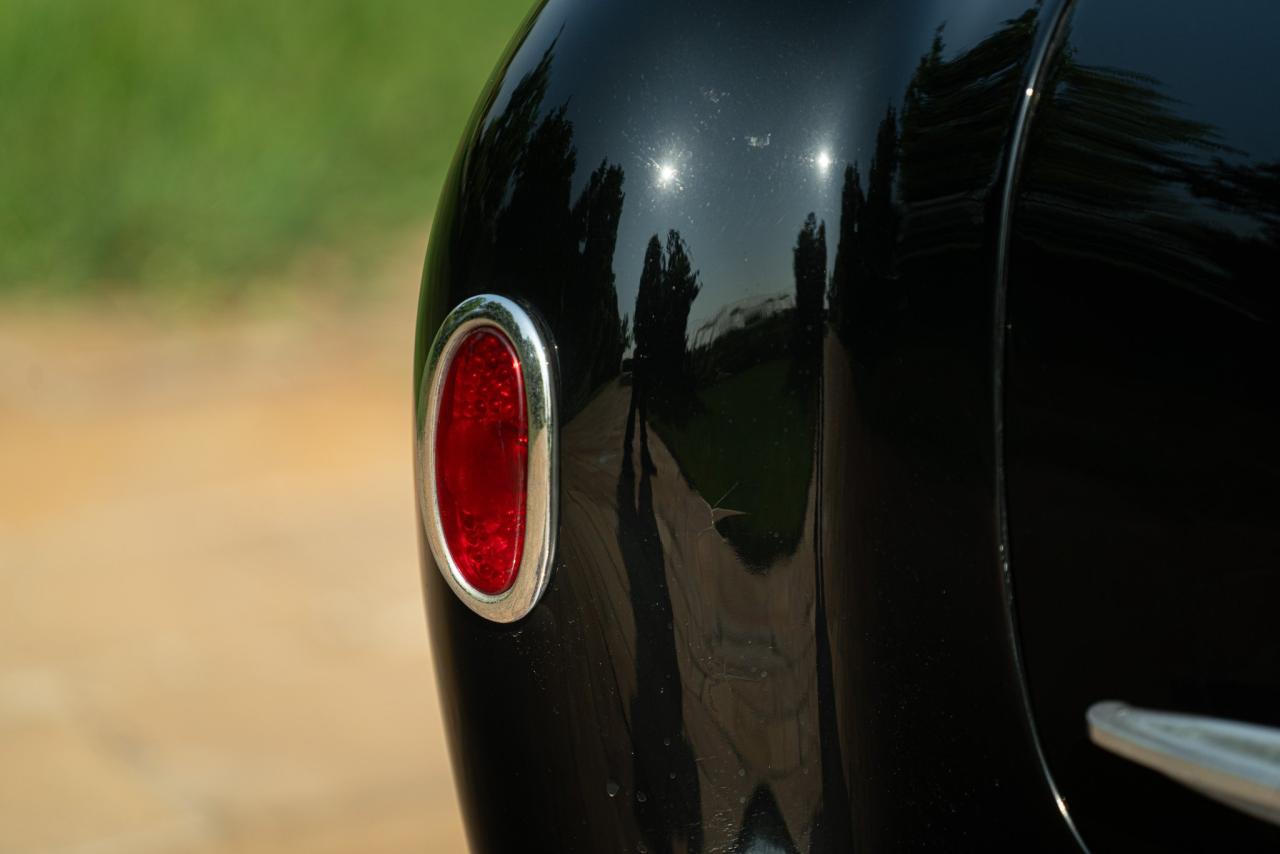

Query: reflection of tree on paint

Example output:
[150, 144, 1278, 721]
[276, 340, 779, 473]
[827, 162, 864, 340]
[572, 160, 631, 401]
[864, 107, 898, 280]
[825, 10, 1045, 350]
[617, 237, 704, 851]
[792, 212, 826, 372]
[652, 230, 702, 384]
[827, 107, 899, 349]
[444, 42, 629, 415]
[1019, 23, 1279, 321]
[821, 12, 1279, 847]
[650, 212, 827, 575]
[1188, 157, 1280, 320]
[624, 230, 701, 476]
[814, 15, 1049, 848]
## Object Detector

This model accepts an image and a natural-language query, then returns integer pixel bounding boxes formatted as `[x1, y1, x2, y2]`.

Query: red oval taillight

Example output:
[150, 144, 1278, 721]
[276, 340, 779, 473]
[434, 327, 528, 595]
[420, 295, 556, 622]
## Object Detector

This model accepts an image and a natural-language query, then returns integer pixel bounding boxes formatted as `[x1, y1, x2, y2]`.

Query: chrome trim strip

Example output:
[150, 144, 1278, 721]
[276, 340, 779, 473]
[992, 1, 1088, 847]
[417, 295, 558, 623]
[1088, 701, 1280, 827]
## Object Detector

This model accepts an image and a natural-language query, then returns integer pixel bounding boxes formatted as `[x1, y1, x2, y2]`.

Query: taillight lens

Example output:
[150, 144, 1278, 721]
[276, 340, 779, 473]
[434, 327, 528, 595]
[420, 294, 556, 622]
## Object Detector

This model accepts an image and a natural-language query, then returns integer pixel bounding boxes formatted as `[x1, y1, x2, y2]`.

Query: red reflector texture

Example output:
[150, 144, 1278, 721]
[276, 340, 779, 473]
[435, 327, 528, 595]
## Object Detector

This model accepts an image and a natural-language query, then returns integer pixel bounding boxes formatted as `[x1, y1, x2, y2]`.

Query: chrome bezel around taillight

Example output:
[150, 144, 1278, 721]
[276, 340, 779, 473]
[417, 295, 558, 623]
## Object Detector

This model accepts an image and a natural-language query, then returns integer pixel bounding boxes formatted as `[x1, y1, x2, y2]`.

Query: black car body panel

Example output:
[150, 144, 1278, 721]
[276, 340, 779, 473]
[414, 0, 1280, 850]
[1005, 1, 1280, 849]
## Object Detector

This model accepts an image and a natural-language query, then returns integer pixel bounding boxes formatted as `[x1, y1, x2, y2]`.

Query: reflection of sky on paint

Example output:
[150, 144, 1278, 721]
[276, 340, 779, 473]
[1059, 0, 1280, 240]
[1064, 0, 1280, 241]
[543, 0, 874, 328]
[488, 0, 1280, 332]
[478, 0, 1042, 328]
[479, 0, 1280, 332]
[1068, 0, 1280, 165]
[482, 0, 1280, 332]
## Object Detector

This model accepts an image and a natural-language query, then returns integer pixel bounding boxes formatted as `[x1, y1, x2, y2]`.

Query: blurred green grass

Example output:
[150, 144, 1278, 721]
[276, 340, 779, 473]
[0, 0, 532, 297]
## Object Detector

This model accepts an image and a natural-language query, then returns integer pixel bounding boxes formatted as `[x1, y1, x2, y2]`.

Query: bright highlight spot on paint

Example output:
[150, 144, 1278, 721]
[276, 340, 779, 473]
[657, 162, 678, 187]
[815, 150, 833, 172]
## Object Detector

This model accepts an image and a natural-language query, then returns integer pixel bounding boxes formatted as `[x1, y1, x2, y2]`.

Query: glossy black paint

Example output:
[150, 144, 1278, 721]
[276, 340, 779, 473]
[1006, 1, 1280, 850]
[417, 1, 1082, 850]
[416, 0, 1279, 850]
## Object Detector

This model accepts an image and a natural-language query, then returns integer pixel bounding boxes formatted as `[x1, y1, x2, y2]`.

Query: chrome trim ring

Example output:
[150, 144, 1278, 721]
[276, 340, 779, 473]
[417, 295, 558, 623]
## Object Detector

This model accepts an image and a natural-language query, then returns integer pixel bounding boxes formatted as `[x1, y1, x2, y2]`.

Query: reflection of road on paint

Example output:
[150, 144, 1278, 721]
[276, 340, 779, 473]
[0, 252, 467, 852]
[552, 379, 823, 852]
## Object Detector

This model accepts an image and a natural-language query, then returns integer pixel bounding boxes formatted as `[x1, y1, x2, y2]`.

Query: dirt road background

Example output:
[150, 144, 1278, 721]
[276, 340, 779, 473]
[0, 240, 467, 852]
